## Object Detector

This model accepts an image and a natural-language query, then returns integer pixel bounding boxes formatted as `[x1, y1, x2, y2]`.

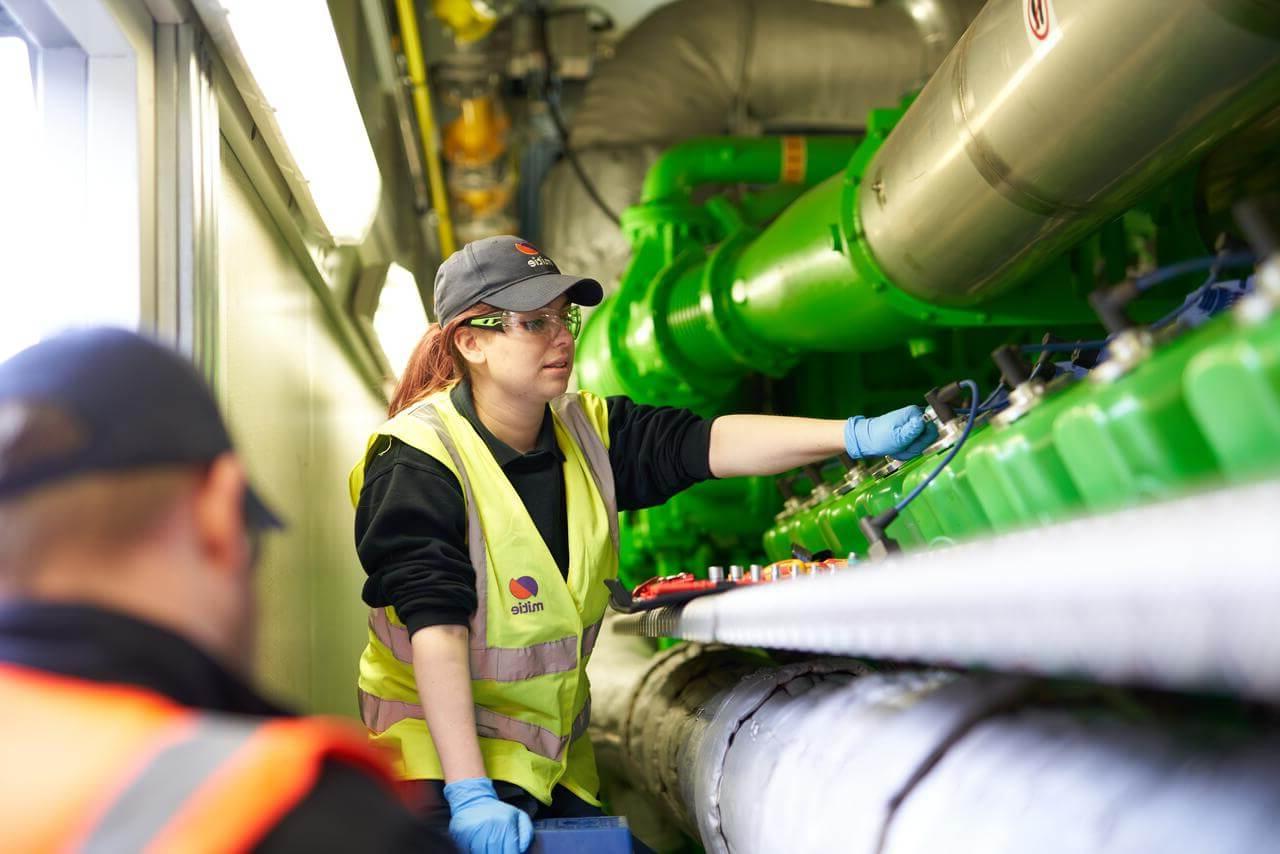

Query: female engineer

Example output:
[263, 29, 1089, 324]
[351, 236, 936, 854]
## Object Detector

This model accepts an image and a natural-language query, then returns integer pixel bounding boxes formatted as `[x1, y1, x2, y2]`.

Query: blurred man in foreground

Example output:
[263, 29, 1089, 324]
[0, 327, 453, 852]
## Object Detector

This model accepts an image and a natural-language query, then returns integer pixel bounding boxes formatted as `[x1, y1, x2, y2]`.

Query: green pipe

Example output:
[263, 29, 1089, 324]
[582, 118, 1114, 408]
[641, 137, 861, 203]
[728, 175, 915, 352]
[657, 175, 914, 381]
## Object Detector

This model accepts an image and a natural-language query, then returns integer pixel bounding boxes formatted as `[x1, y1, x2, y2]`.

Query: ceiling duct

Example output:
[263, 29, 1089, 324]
[540, 0, 986, 289]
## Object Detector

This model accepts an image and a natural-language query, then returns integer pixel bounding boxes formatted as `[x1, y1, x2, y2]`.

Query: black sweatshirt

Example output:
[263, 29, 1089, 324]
[0, 603, 452, 852]
[356, 382, 715, 634]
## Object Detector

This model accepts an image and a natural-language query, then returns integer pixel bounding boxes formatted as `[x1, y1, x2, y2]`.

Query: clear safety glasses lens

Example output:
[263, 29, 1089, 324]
[465, 305, 582, 340]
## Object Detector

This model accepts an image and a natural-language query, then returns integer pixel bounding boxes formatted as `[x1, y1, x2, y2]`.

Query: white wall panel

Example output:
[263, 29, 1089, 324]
[218, 139, 385, 715]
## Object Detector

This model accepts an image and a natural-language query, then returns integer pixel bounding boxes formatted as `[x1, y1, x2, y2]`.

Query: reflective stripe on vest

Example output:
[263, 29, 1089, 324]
[80, 716, 259, 852]
[357, 688, 592, 761]
[549, 395, 619, 552]
[0, 665, 397, 853]
[369, 609, 605, 680]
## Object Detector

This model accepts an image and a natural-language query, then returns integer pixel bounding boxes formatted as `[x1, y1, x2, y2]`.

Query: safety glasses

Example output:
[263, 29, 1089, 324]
[464, 304, 582, 340]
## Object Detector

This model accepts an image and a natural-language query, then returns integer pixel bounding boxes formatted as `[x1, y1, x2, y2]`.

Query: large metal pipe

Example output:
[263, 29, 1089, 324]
[580, 0, 1280, 408]
[541, 0, 987, 290]
[859, 0, 1280, 306]
[613, 478, 1280, 703]
[586, 624, 1280, 853]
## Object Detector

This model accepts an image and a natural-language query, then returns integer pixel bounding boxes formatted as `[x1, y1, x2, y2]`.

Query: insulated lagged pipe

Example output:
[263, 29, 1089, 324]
[613, 478, 1280, 703]
[586, 623, 1280, 854]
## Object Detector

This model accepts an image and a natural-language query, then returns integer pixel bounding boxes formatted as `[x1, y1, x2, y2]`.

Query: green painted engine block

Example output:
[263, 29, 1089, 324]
[767, 295, 1280, 564]
[575, 99, 1275, 587]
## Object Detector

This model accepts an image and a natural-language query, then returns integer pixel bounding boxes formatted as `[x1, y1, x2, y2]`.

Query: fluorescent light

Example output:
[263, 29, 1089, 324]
[374, 264, 429, 376]
[215, 0, 381, 244]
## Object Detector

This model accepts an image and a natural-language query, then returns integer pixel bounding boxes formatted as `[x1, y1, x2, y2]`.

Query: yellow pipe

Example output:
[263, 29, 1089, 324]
[431, 0, 498, 43]
[444, 96, 508, 166]
[394, 0, 457, 257]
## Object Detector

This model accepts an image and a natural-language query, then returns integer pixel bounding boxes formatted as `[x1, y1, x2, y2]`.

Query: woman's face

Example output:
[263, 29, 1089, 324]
[458, 295, 578, 406]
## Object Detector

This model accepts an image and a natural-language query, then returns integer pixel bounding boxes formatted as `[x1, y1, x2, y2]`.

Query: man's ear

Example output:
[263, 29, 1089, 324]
[454, 327, 487, 367]
[191, 452, 250, 577]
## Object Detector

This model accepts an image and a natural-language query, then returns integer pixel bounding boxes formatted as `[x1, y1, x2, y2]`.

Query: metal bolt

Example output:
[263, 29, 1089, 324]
[750, 564, 763, 582]
[708, 565, 725, 583]
[729, 565, 744, 581]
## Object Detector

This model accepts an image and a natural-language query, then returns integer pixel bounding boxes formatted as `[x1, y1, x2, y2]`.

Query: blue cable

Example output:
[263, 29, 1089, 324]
[1150, 252, 1241, 329]
[957, 382, 1007, 416]
[978, 382, 1006, 409]
[1020, 339, 1109, 355]
[894, 379, 980, 514]
[1134, 250, 1254, 292]
[960, 401, 1007, 415]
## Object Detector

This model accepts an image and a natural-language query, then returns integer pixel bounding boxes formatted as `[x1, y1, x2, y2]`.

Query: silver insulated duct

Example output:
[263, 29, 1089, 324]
[858, 0, 1280, 305]
[587, 621, 1280, 853]
[540, 0, 986, 290]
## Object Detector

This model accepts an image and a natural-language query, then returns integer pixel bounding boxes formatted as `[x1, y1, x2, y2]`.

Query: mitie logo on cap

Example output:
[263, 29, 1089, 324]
[509, 576, 544, 615]
[515, 241, 555, 269]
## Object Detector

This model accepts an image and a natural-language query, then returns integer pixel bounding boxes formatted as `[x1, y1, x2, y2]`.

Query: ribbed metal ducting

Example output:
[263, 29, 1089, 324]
[587, 621, 1280, 853]
[540, 0, 986, 289]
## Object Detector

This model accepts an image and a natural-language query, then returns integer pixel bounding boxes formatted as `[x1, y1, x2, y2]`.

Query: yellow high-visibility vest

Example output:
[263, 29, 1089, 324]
[351, 388, 618, 805]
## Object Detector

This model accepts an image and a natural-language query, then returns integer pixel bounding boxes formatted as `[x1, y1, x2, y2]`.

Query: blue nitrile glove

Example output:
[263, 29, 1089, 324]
[844, 405, 939, 461]
[443, 777, 534, 854]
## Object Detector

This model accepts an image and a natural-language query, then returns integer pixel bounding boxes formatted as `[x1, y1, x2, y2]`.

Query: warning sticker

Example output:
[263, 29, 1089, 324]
[781, 137, 807, 185]
[1023, 0, 1060, 51]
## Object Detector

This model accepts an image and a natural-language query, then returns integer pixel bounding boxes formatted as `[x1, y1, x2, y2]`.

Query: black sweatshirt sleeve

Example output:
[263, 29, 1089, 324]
[255, 759, 456, 853]
[355, 438, 477, 633]
[356, 399, 714, 630]
[605, 396, 715, 511]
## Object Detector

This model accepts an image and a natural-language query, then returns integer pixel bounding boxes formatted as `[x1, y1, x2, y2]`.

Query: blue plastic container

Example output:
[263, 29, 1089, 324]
[530, 816, 633, 854]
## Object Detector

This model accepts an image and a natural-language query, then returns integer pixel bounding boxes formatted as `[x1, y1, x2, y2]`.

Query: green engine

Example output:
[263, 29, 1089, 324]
[575, 95, 1279, 587]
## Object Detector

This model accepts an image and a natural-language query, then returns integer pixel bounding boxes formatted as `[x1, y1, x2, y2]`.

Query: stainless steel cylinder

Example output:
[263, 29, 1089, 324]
[857, 0, 1280, 306]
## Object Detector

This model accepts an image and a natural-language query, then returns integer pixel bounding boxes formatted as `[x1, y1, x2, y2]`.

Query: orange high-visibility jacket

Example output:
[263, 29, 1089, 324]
[0, 663, 400, 853]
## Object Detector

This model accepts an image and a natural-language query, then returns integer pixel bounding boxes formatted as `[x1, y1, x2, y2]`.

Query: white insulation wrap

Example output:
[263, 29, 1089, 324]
[627, 479, 1280, 701]
[701, 670, 1280, 853]
[587, 632, 1280, 853]
[589, 480, 1280, 852]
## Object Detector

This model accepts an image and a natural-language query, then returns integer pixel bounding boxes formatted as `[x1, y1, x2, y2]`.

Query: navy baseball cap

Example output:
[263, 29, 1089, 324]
[433, 235, 604, 324]
[0, 327, 283, 530]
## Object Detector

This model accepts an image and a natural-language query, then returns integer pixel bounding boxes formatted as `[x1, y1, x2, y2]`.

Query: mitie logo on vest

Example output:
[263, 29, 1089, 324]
[508, 576, 544, 615]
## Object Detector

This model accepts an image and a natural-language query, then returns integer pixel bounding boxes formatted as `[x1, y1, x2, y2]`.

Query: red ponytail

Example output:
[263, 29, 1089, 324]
[388, 303, 495, 416]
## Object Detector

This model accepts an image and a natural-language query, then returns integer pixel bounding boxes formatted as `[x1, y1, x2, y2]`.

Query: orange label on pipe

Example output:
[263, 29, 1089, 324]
[781, 136, 807, 184]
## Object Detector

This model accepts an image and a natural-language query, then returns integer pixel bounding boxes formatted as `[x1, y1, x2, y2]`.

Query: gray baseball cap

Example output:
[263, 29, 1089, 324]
[0, 327, 283, 530]
[433, 235, 603, 324]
